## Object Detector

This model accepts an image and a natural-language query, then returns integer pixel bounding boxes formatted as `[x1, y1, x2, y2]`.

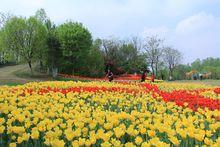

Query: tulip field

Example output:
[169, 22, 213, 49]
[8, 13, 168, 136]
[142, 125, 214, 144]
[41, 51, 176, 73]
[0, 81, 220, 147]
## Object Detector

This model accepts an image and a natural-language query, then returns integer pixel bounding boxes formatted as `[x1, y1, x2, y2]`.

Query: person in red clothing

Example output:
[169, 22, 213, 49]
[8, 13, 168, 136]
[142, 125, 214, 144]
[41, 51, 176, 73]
[141, 70, 146, 82]
[150, 73, 155, 82]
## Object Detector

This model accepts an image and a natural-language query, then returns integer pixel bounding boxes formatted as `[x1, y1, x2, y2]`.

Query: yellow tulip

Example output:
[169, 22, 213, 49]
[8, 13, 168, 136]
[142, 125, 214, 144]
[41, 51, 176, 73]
[169, 137, 179, 146]
[9, 142, 17, 147]
[51, 139, 65, 147]
[125, 142, 135, 147]
[72, 140, 79, 147]
[78, 138, 86, 146]
[0, 126, 5, 133]
[17, 136, 23, 144]
[31, 130, 39, 139]
[135, 136, 143, 145]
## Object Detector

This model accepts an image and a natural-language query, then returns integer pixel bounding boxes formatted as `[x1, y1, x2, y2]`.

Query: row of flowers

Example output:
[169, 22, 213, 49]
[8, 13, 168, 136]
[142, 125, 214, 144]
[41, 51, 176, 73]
[57, 73, 164, 82]
[9, 82, 220, 111]
[0, 81, 220, 147]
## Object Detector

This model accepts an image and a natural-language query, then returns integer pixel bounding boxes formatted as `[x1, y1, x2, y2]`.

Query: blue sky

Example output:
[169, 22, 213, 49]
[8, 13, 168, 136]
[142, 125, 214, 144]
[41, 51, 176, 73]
[1, 0, 220, 63]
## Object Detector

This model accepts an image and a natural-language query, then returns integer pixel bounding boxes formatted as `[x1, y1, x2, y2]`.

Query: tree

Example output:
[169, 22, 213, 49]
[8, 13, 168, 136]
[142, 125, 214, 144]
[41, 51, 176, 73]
[57, 21, 92, 74]
[85, 39, 105, 77]
[2, 16, 47, 74]
[173, 64, 191, 80]
[1, 17, 26, 63]
[163, 47, 182, 80]
[35, 8, 48, 24]
[122, 37, 146, 73]
[144, 36, 163, 77]
[202, 57, 220, 67]
[130, 36, 142, 52]
[101, 38, 122, 73]
[201, 58, 220, 79]
[46, 20, 61, 77]
[0, 12, 13, 63]
[34, 8, 49, 68]
[119, 41, 146, 73]
[100, 37, 147, 75]
[191, 59, 202, 71]
[119, 43, 138, 73]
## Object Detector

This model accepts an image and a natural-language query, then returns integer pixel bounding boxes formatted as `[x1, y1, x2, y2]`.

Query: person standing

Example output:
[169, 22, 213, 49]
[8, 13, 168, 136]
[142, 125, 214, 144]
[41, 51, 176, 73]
[141, 70, 146, 82]
[106, 69, 114, 82]
[151, 73, 155, 82]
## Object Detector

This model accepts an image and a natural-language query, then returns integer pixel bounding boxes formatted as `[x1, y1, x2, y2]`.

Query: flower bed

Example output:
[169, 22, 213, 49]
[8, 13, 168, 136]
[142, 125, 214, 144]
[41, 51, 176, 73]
[0, 81, 219, 146]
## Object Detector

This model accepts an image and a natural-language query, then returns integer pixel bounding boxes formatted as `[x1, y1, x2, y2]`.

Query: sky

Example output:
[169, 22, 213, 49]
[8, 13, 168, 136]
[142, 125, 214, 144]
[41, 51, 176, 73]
[0, 0, 220, 63]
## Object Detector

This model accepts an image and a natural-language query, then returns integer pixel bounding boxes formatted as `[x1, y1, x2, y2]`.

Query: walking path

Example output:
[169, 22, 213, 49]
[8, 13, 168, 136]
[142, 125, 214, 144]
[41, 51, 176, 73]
[0, 64, 50, 85]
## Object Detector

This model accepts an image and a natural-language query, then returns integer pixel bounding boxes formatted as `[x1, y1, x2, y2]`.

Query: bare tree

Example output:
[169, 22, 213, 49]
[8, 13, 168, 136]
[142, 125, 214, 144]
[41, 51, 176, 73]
[144, 36, 163, 77]
[163, 47, 182, 80]
[101, 39, 121, 72]
[130, 36, 142, 51]
[102, 39, 121, 63]
[101, 37, 146, 74]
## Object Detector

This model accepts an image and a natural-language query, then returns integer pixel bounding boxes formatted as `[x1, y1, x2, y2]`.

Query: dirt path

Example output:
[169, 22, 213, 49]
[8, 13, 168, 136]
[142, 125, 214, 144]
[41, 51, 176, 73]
[0, 64, 29, 83]
[0, 64, 50, 84]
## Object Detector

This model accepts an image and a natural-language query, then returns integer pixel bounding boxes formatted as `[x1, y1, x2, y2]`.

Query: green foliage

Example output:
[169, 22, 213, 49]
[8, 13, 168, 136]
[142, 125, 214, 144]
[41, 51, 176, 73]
[171, 58, 220, 80]
[0, 30, 12, 63]
[34, 9, 50, 68]
[83, 49, 105, 77]
[191, 57, 220, 79]
[203, 66, 220, 79]
[101, 38, 147, 75]
[57, 21, 92, 74]
[202, 57, 220, 67]
[1, 17, 25, 59]
[0, 81, 22, 86]
[173, 64, 191, 80]
[35, 8, 48, 23]
[119, 43, 141, 73]
[191, 59, 202, 71]
[45, 20, 62, 74]
[1, 16, 47, 73]
[84, 39, 105, 77]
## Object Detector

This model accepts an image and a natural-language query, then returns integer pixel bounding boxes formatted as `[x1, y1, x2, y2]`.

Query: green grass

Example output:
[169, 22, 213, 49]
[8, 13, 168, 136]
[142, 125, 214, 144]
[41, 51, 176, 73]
[13, 67, 52, 80]
[169, 79, 220, 86]
[0, 81, 22, 86]
[14, 70, 46, 78]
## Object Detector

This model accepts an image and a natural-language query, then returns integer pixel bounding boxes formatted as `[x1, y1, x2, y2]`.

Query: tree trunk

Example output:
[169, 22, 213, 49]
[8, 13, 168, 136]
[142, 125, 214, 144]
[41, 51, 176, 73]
[151, 63, 154, 76]
[52, 68, 58, 78]
[40, 60, 43, 69]
[28, 61, 33, 75]
[169, 68, 173, 81]
[155, 63, 158, 78]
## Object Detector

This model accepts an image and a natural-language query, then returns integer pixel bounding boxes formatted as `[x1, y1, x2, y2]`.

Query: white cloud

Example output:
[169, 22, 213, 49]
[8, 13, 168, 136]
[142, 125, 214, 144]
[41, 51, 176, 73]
[175, 12, 217, 34]
[141, 26, 170, 39]
[141, 12, 220, 63]
[174, 12, 220, 63]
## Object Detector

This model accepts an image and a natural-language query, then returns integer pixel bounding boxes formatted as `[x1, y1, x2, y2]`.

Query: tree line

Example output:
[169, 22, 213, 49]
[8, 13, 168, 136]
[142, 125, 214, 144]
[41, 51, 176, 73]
[0, 9, 219, 80]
